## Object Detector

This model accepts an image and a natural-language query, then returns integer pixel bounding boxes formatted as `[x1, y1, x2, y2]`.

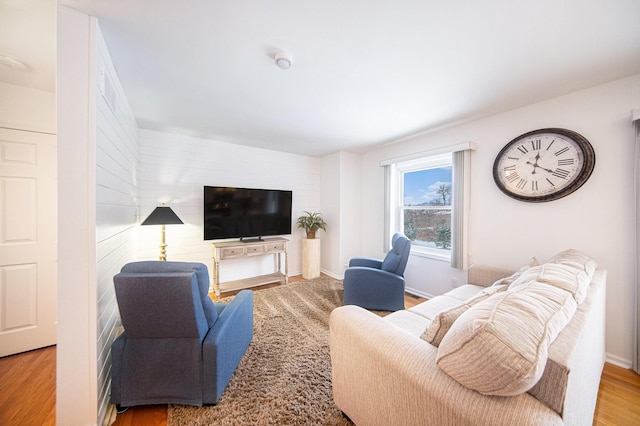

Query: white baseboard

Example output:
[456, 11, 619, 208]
[605, 352, 633, 369]
[405, 286, 435, 299]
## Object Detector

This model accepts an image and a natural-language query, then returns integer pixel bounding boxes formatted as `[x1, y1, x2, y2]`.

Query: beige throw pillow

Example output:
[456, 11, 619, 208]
[421, 284, 506, 347]
[508, 263, 591, 303]
[436, 281, 577, 396]
[491, 257, 539, 287]
[546, 248, 597, 279]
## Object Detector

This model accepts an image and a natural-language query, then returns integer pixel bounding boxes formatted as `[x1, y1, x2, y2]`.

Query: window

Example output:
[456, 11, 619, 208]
[398, 154, 452, 259]
[382, 143, 474, 269]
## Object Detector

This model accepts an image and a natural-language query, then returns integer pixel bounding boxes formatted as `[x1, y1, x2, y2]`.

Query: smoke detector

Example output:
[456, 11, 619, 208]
[274, 52, 293, 70]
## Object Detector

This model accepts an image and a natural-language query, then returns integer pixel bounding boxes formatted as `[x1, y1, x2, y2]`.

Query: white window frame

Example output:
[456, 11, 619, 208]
[382, 142, 475, 269]
[396, 153, 452, 261]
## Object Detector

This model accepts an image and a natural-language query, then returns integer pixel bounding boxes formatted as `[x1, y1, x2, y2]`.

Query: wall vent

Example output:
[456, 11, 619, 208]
[98, 62, 118, 114]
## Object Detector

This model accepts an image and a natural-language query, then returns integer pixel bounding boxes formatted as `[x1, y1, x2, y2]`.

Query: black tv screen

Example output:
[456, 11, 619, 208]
[204, 186, 292, 241]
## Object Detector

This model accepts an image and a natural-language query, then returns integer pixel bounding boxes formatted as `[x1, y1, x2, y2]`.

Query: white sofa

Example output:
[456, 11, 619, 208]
[330, 250, 606, 426]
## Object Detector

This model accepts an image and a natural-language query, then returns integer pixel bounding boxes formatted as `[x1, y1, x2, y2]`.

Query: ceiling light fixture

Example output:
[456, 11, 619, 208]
[0, 53, 29, 72]
[274, 52, 293, 70]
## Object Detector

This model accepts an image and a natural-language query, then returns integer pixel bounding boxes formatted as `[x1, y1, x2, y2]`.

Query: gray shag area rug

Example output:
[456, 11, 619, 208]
[167, 277, 354, 426]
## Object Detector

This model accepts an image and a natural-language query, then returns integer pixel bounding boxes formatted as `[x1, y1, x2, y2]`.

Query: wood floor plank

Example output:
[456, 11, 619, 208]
[1, 279, 638, 426]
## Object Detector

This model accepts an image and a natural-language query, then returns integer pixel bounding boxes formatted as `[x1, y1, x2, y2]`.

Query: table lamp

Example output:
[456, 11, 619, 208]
[141, 204, 184, 261]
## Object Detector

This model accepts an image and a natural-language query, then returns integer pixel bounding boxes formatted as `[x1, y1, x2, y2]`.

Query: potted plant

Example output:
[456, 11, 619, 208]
[296, 211, 327, 239]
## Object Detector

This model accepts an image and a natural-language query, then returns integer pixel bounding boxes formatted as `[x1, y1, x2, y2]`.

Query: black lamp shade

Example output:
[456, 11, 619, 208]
[141, 206, 184, 225]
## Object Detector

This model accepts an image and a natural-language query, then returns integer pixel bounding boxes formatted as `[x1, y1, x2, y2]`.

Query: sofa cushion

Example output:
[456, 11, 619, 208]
[436, 280, 577, 396]
[509, 263, 591, 303]
[408, 294, 471, 321]
[385, 310, 432, 336]
[421, 284, 507, 347]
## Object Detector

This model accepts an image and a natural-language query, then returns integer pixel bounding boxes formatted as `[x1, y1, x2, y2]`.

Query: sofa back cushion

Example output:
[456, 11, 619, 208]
[436, 280, 577, 396]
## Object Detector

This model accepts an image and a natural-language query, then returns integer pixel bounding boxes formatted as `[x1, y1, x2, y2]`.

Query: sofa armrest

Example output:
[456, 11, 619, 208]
[329, 305, 561, 426]
[202, 290, 254, 403]
[349, 257, 383, 269]
[467, 264, 515, 287]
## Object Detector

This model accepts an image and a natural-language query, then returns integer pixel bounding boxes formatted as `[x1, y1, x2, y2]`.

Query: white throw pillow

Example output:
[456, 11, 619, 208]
[436, 281, 577, 396]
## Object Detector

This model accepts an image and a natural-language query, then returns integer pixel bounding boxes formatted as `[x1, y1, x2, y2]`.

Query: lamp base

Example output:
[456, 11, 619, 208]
[159, 243, 167, 261]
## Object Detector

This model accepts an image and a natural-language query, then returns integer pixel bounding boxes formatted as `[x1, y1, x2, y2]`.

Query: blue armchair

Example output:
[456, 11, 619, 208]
[110, 261, 253, 408]
[343, 233, 411, 311]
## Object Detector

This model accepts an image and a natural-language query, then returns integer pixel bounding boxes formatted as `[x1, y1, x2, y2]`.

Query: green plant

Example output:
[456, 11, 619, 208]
[434, 225, 451, 249]
[296, 211, 327, 236]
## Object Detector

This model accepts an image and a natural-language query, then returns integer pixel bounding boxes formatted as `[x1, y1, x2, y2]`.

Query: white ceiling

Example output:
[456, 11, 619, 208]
[5, 1, 640, 156]
[0, 0, 56, 92]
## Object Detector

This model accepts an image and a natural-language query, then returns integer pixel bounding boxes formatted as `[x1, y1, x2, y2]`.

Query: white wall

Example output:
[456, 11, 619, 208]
[57, 7, 98, 425]
[137, 130, 321, 280]
[320, 151, 363, 278]
[0, 81, 55, 133]
[320, 153, 341, 276]
[358, 73, 640, 367]
[58, 9, 140, 425]
[94, 25, 139, 423]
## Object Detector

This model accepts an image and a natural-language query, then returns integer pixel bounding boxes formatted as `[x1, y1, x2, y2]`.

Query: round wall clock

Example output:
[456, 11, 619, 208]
[492, 128, 595, 202]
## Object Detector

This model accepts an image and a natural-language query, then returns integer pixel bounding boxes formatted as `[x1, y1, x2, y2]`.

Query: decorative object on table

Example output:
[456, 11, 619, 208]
[141, 204, 184, 261]
[111, 261, 254, 408]
[492, 128, 595, 202]
[343, 233, 411, 311]
[296, 211, 327, 239]
[167, 277, 352, 426]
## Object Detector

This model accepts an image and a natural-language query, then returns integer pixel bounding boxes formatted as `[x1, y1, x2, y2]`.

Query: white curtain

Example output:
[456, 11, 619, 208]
[634, 109, 640, 373]
[451, 149, 471, 270]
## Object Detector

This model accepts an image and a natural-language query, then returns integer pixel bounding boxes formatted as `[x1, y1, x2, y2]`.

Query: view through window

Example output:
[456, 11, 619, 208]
[400, 154, 452, 256]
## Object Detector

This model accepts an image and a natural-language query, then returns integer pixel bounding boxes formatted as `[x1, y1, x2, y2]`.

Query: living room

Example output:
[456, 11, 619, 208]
[2, 1, 640, 425]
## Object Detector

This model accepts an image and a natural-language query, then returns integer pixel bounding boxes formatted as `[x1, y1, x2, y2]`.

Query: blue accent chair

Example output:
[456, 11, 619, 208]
[343, 233, 411, 311]
[110, 261, 253, 408]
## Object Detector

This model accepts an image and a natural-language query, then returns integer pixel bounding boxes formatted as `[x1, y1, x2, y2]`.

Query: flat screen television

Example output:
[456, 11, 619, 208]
[204, 186, 292, 241]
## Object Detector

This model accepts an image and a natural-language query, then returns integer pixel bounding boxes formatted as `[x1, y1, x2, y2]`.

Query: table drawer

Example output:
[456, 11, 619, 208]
[245, 245, 265, 256]
[265, 242, 285, 253]
[220, 246, 245, 259]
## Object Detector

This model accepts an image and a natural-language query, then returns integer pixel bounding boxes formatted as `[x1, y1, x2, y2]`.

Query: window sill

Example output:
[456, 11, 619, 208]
[410, 248, 451, 263]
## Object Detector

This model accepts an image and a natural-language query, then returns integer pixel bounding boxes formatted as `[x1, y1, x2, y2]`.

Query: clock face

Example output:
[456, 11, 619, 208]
[493, 128, 595, 202]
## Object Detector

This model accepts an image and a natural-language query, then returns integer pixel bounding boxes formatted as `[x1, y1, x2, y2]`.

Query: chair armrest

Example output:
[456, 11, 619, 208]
[344, 266, 404, 287]
[349, 257, 383, 269]
[202, 290, 254, 403]
[343, 267, 405, 310]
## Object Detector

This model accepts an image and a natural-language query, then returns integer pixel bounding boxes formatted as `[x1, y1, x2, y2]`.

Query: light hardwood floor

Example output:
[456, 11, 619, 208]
[1, 277, 638, 426]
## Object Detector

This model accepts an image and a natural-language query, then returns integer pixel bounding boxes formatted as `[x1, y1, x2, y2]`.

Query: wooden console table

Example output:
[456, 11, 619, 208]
[211, 237, 288, 297]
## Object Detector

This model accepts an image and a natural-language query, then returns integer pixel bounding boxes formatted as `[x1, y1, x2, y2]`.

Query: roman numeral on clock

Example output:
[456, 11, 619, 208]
[506, 172, 519, 183]
[503, 165, 516, 171]
[531, 139, 541, 150]
[531, 180, 538, 191]
[552, 168, 570, 179]
[516, 179, 527, 189]
[558, 158, 574, 166]
[554, 147, 570, 156]
[517, 145, 529, 154]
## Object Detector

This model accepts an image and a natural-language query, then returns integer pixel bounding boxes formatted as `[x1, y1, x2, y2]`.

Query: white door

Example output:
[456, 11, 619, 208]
[0, 127, 57, 357]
